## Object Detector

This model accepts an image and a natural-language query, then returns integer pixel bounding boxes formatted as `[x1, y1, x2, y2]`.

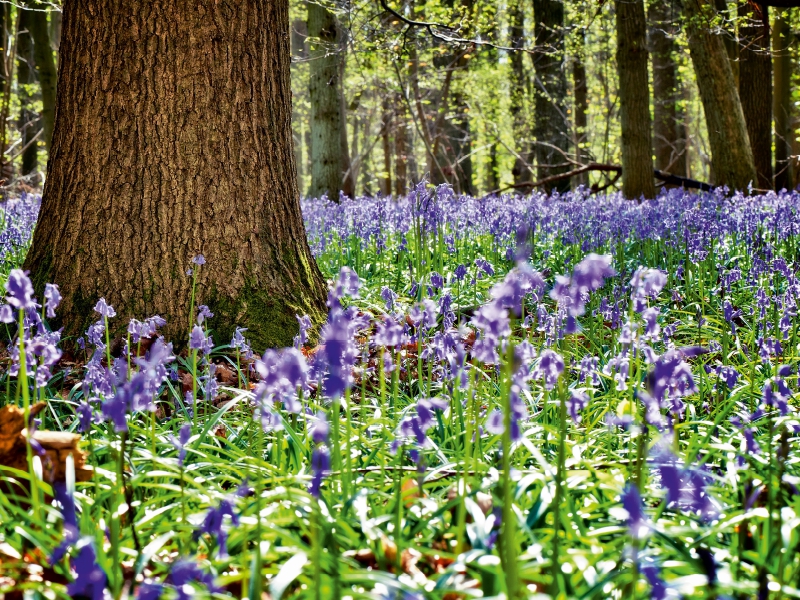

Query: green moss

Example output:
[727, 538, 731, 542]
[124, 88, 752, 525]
[206, 275, 326, 352]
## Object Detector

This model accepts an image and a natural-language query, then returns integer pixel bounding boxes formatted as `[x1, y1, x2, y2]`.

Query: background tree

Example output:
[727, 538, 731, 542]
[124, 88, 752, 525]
[308, 0, 354, 200]
[773, 9, 794, 190]
[24, 0, 326, 349]
[532, 0, 570, 192]
[684, 0, 757, 190]
[648, 0, 686, 176]
[614, 0, 655, 199]
[738, 1, 773, 190]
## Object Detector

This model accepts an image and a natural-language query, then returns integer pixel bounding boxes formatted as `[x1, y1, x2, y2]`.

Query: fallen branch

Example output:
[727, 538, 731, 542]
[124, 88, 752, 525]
[483, 163, 714, 196]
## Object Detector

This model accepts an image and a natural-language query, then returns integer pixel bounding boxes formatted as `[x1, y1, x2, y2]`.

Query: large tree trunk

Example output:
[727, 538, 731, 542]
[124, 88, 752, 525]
[308, 2, 351, 200]
[509, 0, 530, 188]
[17, 9, 38, 176]
[532, 0, 570, 193]
[648, 0, 686, 176]
[738, 2, 772, 190]
[713, 0, 739, 85]
[23, 0, 327, 350]
[614, 0, 655, 199]
[684, 0, 757, 191]
[28, 2, 58, 152]
[773, 10, 794, 191]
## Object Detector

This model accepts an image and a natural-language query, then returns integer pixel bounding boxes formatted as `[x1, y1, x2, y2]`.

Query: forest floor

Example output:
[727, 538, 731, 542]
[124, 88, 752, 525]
[1, 187, 800, 599]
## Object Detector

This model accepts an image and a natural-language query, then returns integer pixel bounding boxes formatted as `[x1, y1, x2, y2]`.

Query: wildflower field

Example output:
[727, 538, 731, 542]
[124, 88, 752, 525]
[2, 185, 800, 599]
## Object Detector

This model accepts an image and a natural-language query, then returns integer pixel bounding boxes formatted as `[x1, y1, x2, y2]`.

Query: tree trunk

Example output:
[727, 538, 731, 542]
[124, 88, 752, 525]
[0, 3, 7, 91]
[614, 0, 655, 199]
[49, 8, 61, 53]
[17, 8, 38, 177]
[381, 98, 393, 196]
[29, 2, 58, 152]
[308, 2, 350, 200]
[509, 0, 530, 188]
[738, 2, 772, 190]
[532, 0, 570, 193]
[572, 26, 589, 186]
[394, 94, 408, 195]
[773, 10, 794, 191]
[684, 0, 757, 191]
[648, 0, 686, 176]
[713, 0, 739, 85]
[23, 0, 327, 351]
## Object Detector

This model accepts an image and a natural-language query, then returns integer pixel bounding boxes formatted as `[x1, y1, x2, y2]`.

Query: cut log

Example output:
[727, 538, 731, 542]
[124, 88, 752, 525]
[0, 402, 92, 484]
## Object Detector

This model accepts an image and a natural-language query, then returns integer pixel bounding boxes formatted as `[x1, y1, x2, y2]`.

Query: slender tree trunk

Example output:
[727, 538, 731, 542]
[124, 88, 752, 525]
[773, 10, 794, 191]
[24, 0, 326, 350]
[532, 0, 570, 192]
[49, 8, 61, 53]
[308, 2, 350, 200]
[0, 4, 7, 92]
[395, 93, 408, 195]
[614, 0, 655, 199]
[17, 8, 38, 176]
[381, 98, 393, 196]
[509, 0, 530, 188]
[738, 2, 772, 190]
[648, 0, 686, 176]
[572, 26, 589, 186]
[713, 0, 738, 85]
[29, 2, 57, 152]
[684, 0, 757, 191]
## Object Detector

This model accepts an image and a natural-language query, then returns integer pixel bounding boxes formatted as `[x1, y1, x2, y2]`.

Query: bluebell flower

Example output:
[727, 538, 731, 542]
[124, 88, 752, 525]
[5, 269, 36, 310]
[169, 423, 192, 467]
[621, 484, 648, 539]
[196, 304, 214, 324]
[135, 580, 165, 600]
[534, 350, 564, 390]
[293, 315, 312, 349]
[168, 559, 220, 599]
[189, 324, 213, 355]
[194, 496, 239, 557]
[43, 283, 61, 319]
[309, 445, 331, 498]
[67, 539, 107, 600]
[93, 298, 116, 319]
[192, 254, 206, 266]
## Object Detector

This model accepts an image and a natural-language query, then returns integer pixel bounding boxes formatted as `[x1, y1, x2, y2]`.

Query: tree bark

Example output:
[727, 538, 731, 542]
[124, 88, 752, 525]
[0, 3, 7, 91]
[23, 0, 327, 350]
[532, 0, 570, 193]
[713, 0, 739, 85]
[381, 97, 393, 196]
[509, 0, 530, 188]
[773, 10, 794, 191]
[572, 27, 589, 187]
[684, 0, 757, 191]
[394, 93, 409, 195]
[308, 2, 351, 200]
[615, 0, 655, 199]
[738, 2, 773, 190]
[28, 2, 58, 152]
[648, 0, 686, 176]
[17, 8, 38, 176]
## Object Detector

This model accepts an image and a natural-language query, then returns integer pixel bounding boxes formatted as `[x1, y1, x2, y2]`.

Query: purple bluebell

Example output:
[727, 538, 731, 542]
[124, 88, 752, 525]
[135, 580, 165, 600]
[43, 283, 61, 319]
[567, 390, 589, 423]
[309, 445, 330, 498]
[535, 350, 564, 390]
[621, 484, 648, 539]
[67, 540, 107, 600]
[169, 423, 192, 467]
[192, 254, 206, 265]
[168, 559, 220, 598]
[194, 496, 239, 557]
[5, 269, 36, 310]
[293, 315, 312, 349]
[189, 324, 213, 355]
[196, 304, 214, 324]
[93, 298, 116, 319]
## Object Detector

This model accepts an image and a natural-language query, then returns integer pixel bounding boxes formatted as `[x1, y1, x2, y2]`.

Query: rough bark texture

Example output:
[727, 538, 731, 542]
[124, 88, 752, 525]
[713, 0, 739, 85]
[615, 0, 655, 199]
[394, 94, 408, 195]
[684, 0, 757, 191]
[573, 27, 589, 187]
[23, 0, 327, 351]
[648, 0, 686, 176]
[509, 0, 530, 188]
[532, 0, 570, 193]
[17, 8, 37, 176]
[28, 2, 58, 151]
[773, 11, 794, 191]
[308, 2, 351, 200]
[738, 2, 772, 190]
